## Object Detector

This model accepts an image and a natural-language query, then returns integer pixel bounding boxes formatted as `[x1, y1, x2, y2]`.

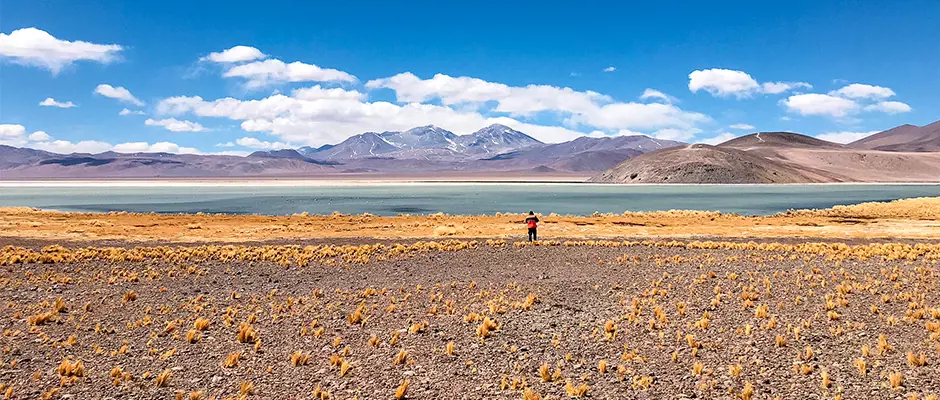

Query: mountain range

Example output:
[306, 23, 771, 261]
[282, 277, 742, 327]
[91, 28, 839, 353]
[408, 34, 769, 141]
[5, 121, 940, 181]
[0, 124, 679, 178]
[590, 120, 940, 184]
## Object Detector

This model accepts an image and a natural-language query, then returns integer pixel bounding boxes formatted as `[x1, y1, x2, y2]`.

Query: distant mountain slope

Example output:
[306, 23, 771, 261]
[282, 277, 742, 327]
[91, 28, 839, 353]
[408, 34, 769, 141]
[0, 152, 335, 179]
[720, 132, 844, 149]
[592, 131, 940, 184]
[314, 132, 402, 160]
[456, 124, 543, 156]
[311, 124, 544, 161]
[296, 144, 335, 157]
[849, 121, 940, 152]
[0, 145, 56, 169]
[0, 125, 681, 178]
[481, 135, 679, 172]
[589, 144, 813, 184]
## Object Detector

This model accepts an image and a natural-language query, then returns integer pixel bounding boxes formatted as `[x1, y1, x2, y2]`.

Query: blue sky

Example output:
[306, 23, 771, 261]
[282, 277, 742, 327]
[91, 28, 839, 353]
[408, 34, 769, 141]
[1, 0, 938, 155]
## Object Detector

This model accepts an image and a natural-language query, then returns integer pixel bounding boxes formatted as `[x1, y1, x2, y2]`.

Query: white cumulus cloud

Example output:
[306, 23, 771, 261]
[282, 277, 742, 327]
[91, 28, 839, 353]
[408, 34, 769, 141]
[603, 66, 616, 72]
[0, 124, 27, 139]
[729, 124, 755, 130]
[639, 88, 678, 104]
[689, 68, 761, 98]
[366, 72, 612, 115]
[29, 140, 114, 154]
[783, 82, 910, 118]
[830, 83, 895, 99]
[864, 101, 911, 114]
[0, 27, 123, 74]
[159, 68, 710, 146]
[781, 93, 859, 118]
[0, 124, 53, 147]
[39, 97, 77, 108]
[689, 68, 811, 98]
[291, 85, 366, 101]
[94, 84, 144, 106]
[144, 118, 208, 132]
[815, 131, 878, 144]
[223, 59, 356, 88]
[699, 132, 738, 145]
[2, 124, 202, 154]
[119, 108, 146, 116]
[761, 81, 812, 94]
[28, 131, 51, 141]
[111, 141, 200, 154]
[235, 137, 291, 150]
[202, 45, 265, 63]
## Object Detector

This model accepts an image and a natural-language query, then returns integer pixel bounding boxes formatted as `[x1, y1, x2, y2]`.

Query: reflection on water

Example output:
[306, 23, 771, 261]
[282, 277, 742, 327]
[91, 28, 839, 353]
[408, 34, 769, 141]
[1, 184, 938, 216]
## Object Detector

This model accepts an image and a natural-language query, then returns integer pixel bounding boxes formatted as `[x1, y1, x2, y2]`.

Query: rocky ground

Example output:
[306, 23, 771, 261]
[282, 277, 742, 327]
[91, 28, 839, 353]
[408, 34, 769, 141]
[0, 239, 939, 399]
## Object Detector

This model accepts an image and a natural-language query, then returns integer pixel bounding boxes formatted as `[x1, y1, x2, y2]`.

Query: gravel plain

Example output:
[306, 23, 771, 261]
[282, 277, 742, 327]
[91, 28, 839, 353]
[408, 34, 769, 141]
[1, 239, 939, 399]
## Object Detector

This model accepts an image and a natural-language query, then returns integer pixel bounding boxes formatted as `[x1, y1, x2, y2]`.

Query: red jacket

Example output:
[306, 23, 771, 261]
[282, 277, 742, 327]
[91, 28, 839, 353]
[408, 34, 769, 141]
[525, 216, 539, 229]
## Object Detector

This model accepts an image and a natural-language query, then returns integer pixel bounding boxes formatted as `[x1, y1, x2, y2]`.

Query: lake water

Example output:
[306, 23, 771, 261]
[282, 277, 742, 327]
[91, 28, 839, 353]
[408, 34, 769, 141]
[1, 183, 939, 216]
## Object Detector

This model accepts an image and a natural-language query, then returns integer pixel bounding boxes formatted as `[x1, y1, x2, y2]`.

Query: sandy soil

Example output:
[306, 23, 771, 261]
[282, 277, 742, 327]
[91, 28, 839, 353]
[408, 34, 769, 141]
[4, 197, 940, 243]
[0, 239, 938, 399]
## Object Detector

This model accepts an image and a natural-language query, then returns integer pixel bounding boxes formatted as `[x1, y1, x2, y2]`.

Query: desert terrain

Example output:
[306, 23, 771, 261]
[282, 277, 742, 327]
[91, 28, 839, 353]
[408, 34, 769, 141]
[1, 198, 940, 399]
[590, 131, 940, 184]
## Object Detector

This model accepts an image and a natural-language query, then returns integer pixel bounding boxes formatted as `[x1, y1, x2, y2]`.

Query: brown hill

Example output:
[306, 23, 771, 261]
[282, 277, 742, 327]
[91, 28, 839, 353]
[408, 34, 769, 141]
[719, 132, 844, 149]
[587, 144, 814, 184]
[592, 132, 940, 184]
[850, 121, 940, 152]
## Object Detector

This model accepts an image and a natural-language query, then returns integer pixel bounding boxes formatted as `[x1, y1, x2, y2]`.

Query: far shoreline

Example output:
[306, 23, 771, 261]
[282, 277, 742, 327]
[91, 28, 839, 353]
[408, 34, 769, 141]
[3, 178, 940, 187]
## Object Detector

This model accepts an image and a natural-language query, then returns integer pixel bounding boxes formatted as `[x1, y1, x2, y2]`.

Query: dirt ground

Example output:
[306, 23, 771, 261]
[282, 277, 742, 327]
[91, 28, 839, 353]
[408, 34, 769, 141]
[1, 239, 939, 399]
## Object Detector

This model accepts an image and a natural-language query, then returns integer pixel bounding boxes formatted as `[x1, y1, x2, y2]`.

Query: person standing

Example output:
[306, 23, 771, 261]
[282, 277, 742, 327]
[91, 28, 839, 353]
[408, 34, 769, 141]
[525, 211, 539, 242]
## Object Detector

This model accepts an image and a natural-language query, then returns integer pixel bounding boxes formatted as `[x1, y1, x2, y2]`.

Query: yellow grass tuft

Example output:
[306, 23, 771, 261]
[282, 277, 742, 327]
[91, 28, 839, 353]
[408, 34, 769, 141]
[476, 317, 498, 338]
[395, 379, 409, 399]
[237, 323, 258, 344]
[539, 363, 551, 382]
[741, 381, 754, 400]
[799, 364, 814, 375]
[222, 352, 241, 368]
[290, 351, 310, 367]
[907, 351, 928, 367]
[692, 361, 705, 376]
[445, 341, 455, 357]
[888, 372, 903, 389]
[56, 358, 85, 377]
[348, 302, 366, 325]
[186, 329, 200, 343]
[394, 350, 409, 366]
[754, 304, 769, 319]
[877, 334, 893, 355]
[564, 380, 589, 398]
[729, 364, 742, 377]
[522, 388, 544, 400]
[194, 317, 210, 331]
[340, 360, 351, 377]
[854, 358, 867, 375]
[122, 290, 137, 304]
[598, 359, 607, 374]
[155, 369, 171, 387]
[240, 381, 254, 395]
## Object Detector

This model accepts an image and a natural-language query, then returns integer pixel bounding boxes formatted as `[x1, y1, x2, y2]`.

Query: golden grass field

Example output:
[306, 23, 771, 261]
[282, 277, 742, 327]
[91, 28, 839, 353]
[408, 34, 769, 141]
[3, 197, 940, 243]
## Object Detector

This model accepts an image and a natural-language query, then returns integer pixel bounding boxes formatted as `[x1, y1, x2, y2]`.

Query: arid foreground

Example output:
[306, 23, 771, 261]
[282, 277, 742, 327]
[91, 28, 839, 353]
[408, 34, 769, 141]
[0, 238, 939, 399]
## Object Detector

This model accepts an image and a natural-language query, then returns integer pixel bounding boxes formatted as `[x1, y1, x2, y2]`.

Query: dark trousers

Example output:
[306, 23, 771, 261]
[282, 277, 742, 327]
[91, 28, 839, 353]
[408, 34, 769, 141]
[528, 228, 537, 241]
